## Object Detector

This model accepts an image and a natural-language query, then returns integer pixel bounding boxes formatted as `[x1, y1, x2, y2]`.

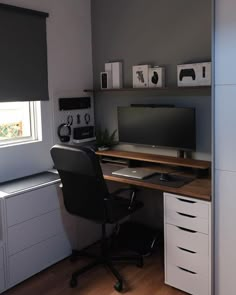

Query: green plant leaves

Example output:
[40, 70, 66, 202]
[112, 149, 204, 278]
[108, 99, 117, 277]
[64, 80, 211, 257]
[96, 128, 117, 147]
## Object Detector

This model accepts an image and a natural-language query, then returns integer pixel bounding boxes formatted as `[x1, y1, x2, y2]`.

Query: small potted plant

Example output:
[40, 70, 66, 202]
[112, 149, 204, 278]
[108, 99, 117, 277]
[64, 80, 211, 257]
[96, 128, 117, 151]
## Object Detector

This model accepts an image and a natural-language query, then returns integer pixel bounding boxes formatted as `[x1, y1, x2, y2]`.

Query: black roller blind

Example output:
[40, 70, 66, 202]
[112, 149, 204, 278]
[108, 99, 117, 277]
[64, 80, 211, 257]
[0, 4, 49, 101]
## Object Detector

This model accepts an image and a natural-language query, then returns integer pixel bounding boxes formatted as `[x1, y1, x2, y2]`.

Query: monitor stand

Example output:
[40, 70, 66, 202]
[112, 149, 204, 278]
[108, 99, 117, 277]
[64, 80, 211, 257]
[177, 150, 192, 159]
[177, 150, 185, 158]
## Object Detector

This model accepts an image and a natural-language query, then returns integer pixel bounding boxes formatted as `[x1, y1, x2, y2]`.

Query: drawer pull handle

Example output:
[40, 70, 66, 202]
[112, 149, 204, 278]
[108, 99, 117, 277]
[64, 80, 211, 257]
[177, 212, 196, 218]
[177, 198, 196, 204]
[177, 246, 196, 254]
[177, 226, 197, 233]
[177, 266, 197, 275]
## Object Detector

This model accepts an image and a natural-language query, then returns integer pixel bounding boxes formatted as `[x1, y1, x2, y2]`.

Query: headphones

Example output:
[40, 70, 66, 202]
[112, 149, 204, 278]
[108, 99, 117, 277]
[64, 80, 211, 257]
[57, 115, 73, 142]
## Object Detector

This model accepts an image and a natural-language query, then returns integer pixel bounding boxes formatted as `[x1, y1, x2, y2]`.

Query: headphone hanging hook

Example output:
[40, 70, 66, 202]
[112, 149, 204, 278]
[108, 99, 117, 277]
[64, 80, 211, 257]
[67, 115, 73, 126]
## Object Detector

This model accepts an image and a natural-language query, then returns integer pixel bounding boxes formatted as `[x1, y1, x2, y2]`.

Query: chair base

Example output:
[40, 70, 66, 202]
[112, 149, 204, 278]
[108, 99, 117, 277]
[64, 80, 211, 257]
[69, 250, 143, 292]
[69, 223, 143, 292]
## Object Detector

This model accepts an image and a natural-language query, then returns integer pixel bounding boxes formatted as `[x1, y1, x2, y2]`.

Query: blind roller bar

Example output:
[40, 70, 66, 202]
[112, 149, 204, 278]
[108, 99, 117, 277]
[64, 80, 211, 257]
[0, 3, 49, 18]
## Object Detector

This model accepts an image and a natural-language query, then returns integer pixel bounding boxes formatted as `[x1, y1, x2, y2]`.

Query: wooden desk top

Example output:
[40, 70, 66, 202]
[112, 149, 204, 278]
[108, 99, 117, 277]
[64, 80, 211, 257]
[96, 150, 211, 170]
[101, 163, 211, 202]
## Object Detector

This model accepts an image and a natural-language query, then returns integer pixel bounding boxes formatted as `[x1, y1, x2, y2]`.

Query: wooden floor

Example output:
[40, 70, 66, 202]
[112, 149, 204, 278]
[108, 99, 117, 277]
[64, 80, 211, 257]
[3, 252, 186, 295]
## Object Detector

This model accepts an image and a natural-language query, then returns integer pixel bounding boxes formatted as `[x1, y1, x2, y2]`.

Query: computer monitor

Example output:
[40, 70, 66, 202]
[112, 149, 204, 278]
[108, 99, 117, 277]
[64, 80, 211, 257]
[117, 106, 196, 152]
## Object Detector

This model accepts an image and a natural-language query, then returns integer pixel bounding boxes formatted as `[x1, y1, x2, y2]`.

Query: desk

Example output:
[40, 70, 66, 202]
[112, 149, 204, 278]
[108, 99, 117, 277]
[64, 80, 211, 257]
[97, 150, 212, 295]
[97, 149, 211, 201]
[101, 163, 211, 201]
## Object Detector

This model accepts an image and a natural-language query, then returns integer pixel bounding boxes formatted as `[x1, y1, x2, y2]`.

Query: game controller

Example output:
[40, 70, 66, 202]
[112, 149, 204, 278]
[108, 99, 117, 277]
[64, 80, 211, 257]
[179, 68, 196, 81]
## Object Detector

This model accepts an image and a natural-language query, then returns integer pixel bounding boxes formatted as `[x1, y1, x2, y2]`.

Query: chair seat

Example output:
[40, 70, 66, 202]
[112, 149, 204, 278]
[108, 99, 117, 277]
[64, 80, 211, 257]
[106, 196, 143, 224]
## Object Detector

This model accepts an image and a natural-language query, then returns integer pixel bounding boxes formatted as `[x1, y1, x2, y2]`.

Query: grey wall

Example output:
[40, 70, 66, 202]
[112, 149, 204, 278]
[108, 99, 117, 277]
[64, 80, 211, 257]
[95, 92, 211, 160]
[91, 0, 212, 160]
[0, 0, 94, 183]
[92, 0, 211, 87]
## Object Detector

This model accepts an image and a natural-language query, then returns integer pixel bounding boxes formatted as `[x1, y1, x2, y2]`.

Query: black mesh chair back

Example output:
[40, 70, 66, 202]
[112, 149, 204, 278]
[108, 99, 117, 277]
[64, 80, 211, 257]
[50, 144, 144, 291]
[50, 145, 109, 223]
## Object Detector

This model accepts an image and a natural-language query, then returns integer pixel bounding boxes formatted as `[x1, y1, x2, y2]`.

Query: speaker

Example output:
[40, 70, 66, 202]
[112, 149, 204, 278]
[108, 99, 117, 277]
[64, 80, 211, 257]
[100, 72, 112, 89]
[73, 126, 94, 141]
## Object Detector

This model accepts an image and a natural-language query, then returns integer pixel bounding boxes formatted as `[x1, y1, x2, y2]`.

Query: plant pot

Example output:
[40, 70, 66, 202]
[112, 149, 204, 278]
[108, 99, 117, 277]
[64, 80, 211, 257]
[98, 146, 110, 151]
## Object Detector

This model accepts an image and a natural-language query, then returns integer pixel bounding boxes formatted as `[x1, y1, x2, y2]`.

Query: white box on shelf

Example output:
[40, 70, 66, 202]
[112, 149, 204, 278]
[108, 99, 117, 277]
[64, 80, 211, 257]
[148, 67, 165, 88]
[105, 62, 123, 88]
[112, 62, 123, 88]
[177, 62, 211, 87]
[105, 63, 112, 75]
[133, 65, 150, 88]
[100, 72, 112, 89]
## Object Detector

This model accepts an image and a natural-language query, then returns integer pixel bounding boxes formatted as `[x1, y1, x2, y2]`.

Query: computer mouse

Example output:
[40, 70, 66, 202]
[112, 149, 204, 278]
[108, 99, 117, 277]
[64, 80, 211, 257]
[159, 173, 171, 182]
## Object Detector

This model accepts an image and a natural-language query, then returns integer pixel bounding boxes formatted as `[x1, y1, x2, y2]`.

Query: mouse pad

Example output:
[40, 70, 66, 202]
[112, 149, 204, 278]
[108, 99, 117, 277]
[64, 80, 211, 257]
[145, 173, 195, 188]
[0, 172, 60, 194]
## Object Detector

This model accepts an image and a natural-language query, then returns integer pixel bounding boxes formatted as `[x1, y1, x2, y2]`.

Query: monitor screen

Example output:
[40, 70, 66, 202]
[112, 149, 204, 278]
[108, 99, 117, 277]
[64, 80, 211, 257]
[117, 106, 196, 151]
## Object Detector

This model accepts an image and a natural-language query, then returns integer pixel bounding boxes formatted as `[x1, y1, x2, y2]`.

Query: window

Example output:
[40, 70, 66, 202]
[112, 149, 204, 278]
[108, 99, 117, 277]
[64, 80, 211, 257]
[0, 101, 41, 146]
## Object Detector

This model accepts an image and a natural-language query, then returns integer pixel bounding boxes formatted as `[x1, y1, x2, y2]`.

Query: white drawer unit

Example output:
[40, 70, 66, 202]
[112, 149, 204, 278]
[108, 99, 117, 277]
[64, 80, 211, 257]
[6, 185, 60, 227]
[3, 183, 72, 291]
[164, 193, 211, 295]
[165, 193, 209, 218]
[9, 233, 71, 287]
[165, 207, 209, 234]
[0, 267, 5, 293]
[0, 248, 4, 269]
[166, 263, 208, 295]
[166, 224, 209, 266]
[8, 210, 67, 255]
[0, 248, 5, 293]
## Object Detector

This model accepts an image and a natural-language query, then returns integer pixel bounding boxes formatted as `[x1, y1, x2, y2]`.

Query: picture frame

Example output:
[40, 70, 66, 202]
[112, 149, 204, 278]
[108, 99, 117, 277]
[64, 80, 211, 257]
[132, 65, 150, 88]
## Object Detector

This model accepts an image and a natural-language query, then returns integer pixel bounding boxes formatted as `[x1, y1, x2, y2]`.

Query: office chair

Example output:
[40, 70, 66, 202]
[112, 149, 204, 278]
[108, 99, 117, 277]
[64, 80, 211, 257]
[50, 144, 144, 292]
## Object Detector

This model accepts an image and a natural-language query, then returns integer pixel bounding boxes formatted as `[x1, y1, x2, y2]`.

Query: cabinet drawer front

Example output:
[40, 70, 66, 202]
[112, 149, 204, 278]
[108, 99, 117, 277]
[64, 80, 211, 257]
[9, 233, 71, 287]
[8, 210, 66, 255]
[166, 224, 209, 256]
[166, 263, 208, 295]
[0, 248, 4, 268]
[165, 193, 209, 219]
[0, 266, 5, 293]
[6, 185, 60, 227]
[166, 207, 208, 234]
[166, 238, 208, 274]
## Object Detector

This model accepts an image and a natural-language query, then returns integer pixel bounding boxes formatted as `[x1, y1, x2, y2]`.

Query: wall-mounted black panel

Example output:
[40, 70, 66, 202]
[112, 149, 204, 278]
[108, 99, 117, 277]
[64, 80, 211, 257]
[59, 97, 91, 110]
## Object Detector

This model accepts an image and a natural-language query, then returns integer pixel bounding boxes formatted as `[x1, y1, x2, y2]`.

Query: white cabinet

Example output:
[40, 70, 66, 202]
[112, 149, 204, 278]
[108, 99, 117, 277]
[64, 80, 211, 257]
[0, 248, 5, 293]
[164, 193, 211, 295]
[5, 184, 71, 289]
[215, 0, 236, 294]
[6, 185, 60, 226]
[215, 0, 236, 85]
[8, 210, 67, 255]
[214, 170, 236, 295]
[9, 233, 70, 287]
[215, 85, 236, 171]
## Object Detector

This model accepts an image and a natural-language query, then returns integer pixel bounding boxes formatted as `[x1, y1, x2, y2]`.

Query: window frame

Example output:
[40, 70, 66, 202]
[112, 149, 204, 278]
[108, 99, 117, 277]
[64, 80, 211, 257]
[0, 101, 42, 147]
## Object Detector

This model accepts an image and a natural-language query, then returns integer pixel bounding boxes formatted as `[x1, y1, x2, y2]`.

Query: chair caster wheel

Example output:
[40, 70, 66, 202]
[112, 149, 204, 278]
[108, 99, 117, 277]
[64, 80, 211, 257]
[70, 278, 77, 288]
[70, 255, 77, 263]
[114, 281, 123, 292]
[70, 250, 78, 262]
[137, 258, 143, 268]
